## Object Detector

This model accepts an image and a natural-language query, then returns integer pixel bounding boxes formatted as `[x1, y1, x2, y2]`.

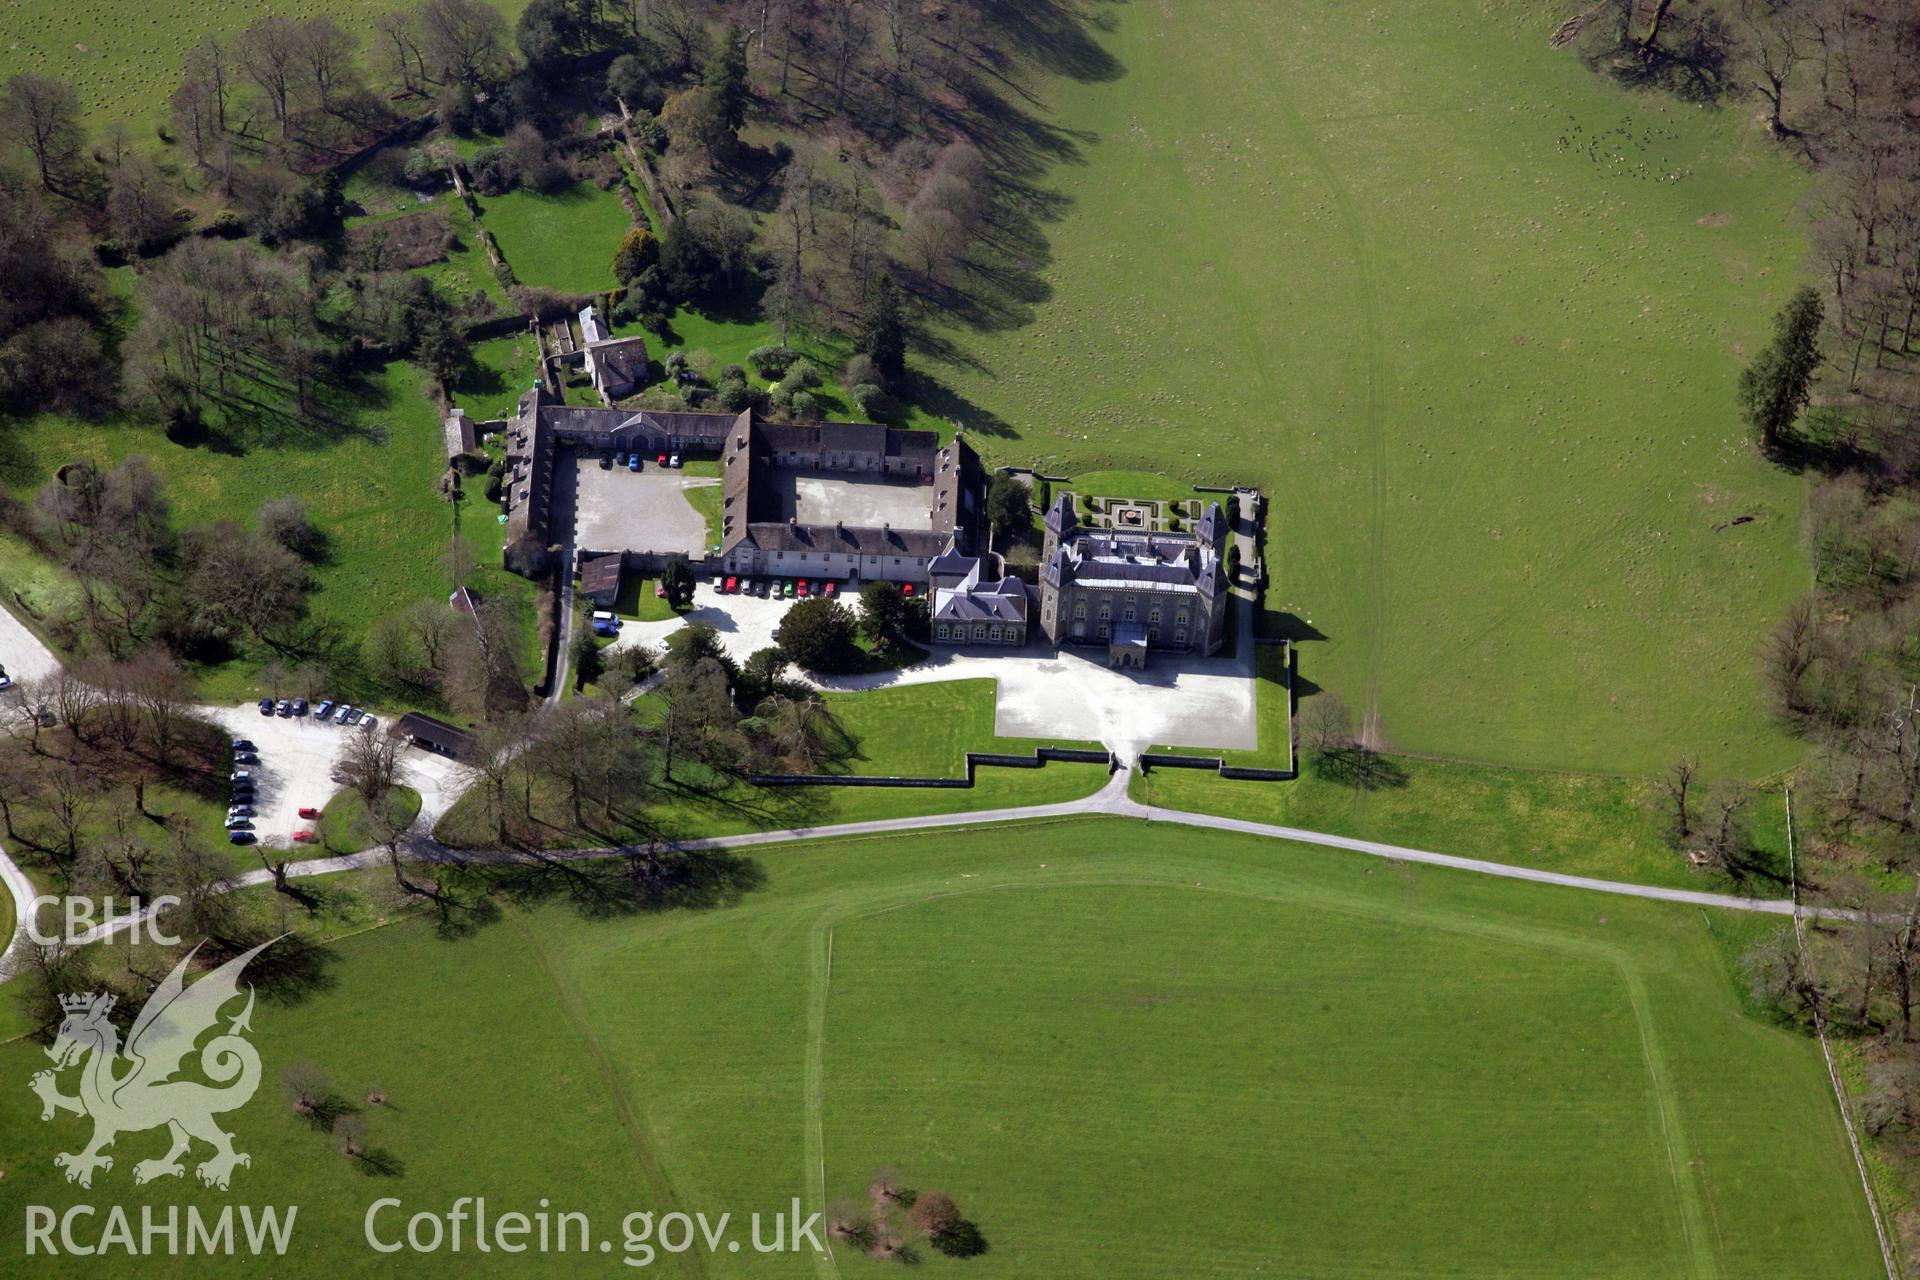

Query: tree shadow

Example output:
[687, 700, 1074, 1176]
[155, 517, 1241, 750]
[477, 846, 767, 921]
[1308, 747, 1409, 791]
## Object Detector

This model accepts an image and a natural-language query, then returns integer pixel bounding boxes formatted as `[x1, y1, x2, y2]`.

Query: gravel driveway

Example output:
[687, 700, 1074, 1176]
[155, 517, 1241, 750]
[604, 583, 1258, 761]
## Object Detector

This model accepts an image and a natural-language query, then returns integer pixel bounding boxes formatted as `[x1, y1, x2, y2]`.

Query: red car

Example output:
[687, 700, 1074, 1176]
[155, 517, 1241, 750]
[902, 583, 915, 597]
[292, 830, 316, 843]
[724, 576, 737, 593]
[297, 806, 321, 820]
[824, 581, 838, 597]
[797, 580, 810, 597]
[656, 453, 667, 465]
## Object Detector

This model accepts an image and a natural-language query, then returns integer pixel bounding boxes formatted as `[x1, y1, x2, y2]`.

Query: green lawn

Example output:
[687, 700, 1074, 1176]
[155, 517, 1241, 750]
[0, 360, 536, 705]
[626, 306, 947, 433]
[476, 181, 634, 294]
[0, 819, 1880, 1275]
[1135, 748, 1792, 894]
[450, 333, 544, 423]
[434, 679, 1109, 847]
[930, 0, 1813, 778]
[0, 0, 534, 129]
[319, 785, 423, 855]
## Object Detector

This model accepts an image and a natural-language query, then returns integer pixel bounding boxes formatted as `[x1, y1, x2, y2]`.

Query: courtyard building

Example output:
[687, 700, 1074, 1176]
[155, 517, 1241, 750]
[1038, 493, 1231, 662]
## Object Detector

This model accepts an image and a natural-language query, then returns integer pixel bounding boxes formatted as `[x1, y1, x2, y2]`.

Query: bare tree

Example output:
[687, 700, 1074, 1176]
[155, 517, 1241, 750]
[1660, 753, 1699, 844]
[1302, 692, 1353, 754]
[0, 73, 84, 192]
[1733, 0, 1804, 137]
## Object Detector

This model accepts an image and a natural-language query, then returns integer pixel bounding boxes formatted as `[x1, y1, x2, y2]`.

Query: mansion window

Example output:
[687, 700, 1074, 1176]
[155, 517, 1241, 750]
[1123, 606, 1136, 622]
[936, 624, 951, 641]
[1175, 629, 1187, 644]
[1097, 624, 1110, 640]
[1149, 607, 1162, 623]
[973, 624, 987, 641]
[1148, 627, 1159, 642]
[1098, 604, 1111, 621]
[1073, 600, 1086, 618]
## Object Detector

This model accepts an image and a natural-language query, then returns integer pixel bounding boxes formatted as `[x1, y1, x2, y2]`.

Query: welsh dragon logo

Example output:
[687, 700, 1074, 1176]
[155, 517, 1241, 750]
[30, 939, 277, 1190]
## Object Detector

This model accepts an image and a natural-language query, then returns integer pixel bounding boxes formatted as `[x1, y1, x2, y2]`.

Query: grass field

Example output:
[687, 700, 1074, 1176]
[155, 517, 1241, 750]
[0, 360, 537, 704]
[0, 819, 1880, 1276]
[1136, 748, 1792, 894]
[932, 0, 1814, 777]
[0, 0, 532, 129]
[433, 678, 1109, 848]
[476, 181, 634, 294]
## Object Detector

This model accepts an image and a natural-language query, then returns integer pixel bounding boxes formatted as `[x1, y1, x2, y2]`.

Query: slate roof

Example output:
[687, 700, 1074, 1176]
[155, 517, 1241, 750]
[744, 522, 950, 558]
[1041, 528, 1225, 597]
[579, 552, 623, 599]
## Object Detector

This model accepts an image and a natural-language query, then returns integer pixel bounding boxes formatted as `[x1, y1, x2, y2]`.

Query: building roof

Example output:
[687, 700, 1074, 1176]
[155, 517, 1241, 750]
[390, 712, 479, 760]
[742, 521, 950, 558]
[579, 552, 623, 598]
[1041, 528, 1225, 598]
[579, 305, 609, 345]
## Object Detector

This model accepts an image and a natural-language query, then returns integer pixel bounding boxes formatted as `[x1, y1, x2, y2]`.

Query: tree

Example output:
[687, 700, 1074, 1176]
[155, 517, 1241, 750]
[986, 474, 1031, 544]
[858, 580, 907, 645]
[774, 597, 858, 672]
[1303, 692, 1353, 754]
[1738, 286, 1824, 449]
[418, 0, 511, 88]
[662, 557, 696, 609]
[178, 523, 309, 644]
[856, 272, 907, 383]
[613, 226, 659, 282]
[516, 0, 580, 74]
[1733, 0, 1803, 137]
[1660, 753, 1699, 844]
[332, 1112, 369, 1158]
[280, 1061, 331, 1113]
[909, 1190, 959, 1238]
[1, 74, 84, 192]
[257, 495, 326, 560]
[701, 25, 750, 146]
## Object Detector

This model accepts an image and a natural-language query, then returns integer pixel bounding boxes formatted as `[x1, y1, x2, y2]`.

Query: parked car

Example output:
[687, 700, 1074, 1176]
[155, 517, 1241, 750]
[724, 576, 737, 594]
[655, 581, 667, 599]
[275, 699, 292, 717]
[902, 583, 915, 597]
[599, 453, 613, 469]
[656, 453, 667, 465]
[228, 831, 258, 846]
[297, 806, 321, 820]
[335, 704, 355, 723]
[228, 805, 255, 819]
[359, 715, 377, 733]
[628, 456, 641, 473]
[0, 668, 11, 691]
[258, 698, 275, 715]
[824, 581, 838, 597]
[593, 622, 616, 638]
[231, 738, 256, 752]
[291, 698, 308, 716]
[224, 816, 253, 830]
[330, 771, 350, 784]
[343, 707, 363, 726]
[293, 830, 316, 843]
[232, 752, 259, 766]
[669, 453, 681, 468]
[784, 581, 796, 598]
[797, 580, 810, 597]
[314, 699, 334, 720]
